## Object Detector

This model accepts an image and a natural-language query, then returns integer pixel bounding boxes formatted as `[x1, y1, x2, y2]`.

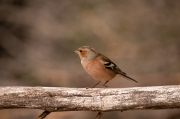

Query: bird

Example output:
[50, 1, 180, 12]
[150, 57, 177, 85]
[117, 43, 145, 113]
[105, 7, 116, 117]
[74, 46, 138, 88]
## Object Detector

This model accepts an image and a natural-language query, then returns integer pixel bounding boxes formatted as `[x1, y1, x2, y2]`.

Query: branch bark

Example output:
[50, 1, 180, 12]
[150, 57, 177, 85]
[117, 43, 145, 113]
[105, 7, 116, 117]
[0, 85, 180, 112]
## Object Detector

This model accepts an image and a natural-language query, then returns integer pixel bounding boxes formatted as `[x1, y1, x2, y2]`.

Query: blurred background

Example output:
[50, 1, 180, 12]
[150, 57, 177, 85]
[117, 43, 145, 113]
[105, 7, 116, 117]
[0, 0, 180, 119]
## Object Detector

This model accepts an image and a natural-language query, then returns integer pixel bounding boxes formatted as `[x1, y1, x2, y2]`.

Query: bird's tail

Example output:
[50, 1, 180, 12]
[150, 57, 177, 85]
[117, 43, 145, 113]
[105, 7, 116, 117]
[117, 74, 138, 83]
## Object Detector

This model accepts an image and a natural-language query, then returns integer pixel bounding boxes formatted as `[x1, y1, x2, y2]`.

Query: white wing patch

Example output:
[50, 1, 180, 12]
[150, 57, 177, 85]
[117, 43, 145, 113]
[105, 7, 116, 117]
[104, 62, 115, 69]
[103, 61, 126, 75]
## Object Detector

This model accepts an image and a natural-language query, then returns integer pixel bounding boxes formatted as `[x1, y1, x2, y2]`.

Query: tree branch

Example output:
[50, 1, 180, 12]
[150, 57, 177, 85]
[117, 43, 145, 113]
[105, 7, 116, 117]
[0, 85, 180, 112]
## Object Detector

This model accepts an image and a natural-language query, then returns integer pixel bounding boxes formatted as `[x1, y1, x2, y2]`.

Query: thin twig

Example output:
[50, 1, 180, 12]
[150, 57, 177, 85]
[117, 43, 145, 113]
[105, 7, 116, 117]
[37, 111, 51, 119]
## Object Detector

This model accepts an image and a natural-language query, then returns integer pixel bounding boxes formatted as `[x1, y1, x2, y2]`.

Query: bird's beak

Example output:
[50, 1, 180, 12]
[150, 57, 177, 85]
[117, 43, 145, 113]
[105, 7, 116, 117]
[74, 50, 78, 54]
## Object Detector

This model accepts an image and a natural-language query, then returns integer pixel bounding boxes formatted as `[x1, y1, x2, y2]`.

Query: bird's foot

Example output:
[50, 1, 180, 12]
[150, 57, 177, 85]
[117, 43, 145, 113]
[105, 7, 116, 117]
[102, 81, 109, 88]
[102, 84, 108, 88]
[91, 81, 101, 88]
[86, 85, 99, 89]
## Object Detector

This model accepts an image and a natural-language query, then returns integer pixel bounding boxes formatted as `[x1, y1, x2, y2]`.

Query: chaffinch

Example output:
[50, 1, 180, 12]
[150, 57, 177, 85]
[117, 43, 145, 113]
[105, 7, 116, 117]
[74, 46, 138, 87]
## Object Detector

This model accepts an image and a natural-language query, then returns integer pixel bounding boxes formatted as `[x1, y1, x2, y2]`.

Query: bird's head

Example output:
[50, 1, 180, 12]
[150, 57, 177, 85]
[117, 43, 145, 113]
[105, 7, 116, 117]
[74, 46, 98, 60]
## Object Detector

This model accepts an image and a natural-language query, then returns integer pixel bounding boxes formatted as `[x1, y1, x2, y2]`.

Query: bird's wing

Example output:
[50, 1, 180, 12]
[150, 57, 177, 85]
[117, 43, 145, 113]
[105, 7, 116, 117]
[98, 53, 126, 75]
[98, 53, 138, 83]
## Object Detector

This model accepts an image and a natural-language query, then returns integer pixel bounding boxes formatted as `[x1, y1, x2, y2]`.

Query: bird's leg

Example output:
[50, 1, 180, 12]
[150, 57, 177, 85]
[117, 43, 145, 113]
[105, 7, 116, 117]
[92, 81, 101, 88]
[95, 112, 103, 119]
[86, 81, 101, 89]
[102, 81, 109, 87]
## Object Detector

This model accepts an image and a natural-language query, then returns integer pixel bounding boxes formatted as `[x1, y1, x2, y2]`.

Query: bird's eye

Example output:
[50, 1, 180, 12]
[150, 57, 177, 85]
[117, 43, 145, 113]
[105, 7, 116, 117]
[79, 50, 82, 52]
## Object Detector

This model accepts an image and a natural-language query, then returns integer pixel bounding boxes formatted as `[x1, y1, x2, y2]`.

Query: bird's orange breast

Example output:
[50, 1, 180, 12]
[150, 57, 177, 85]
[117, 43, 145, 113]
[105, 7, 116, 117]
[81, 59, 116, 81]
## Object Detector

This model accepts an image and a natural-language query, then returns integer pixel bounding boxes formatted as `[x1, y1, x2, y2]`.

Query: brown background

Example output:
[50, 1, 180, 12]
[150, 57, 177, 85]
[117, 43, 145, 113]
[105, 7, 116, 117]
[0, 0, 180, 119]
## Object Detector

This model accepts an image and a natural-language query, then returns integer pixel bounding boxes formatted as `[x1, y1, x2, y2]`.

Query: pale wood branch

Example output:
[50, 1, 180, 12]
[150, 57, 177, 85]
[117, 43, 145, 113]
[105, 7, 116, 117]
[0, 85, 180, 112]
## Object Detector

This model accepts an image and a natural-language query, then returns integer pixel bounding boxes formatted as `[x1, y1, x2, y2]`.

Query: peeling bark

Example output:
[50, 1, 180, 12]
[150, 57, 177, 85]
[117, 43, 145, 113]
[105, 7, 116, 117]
[0, 86, 180, 112]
